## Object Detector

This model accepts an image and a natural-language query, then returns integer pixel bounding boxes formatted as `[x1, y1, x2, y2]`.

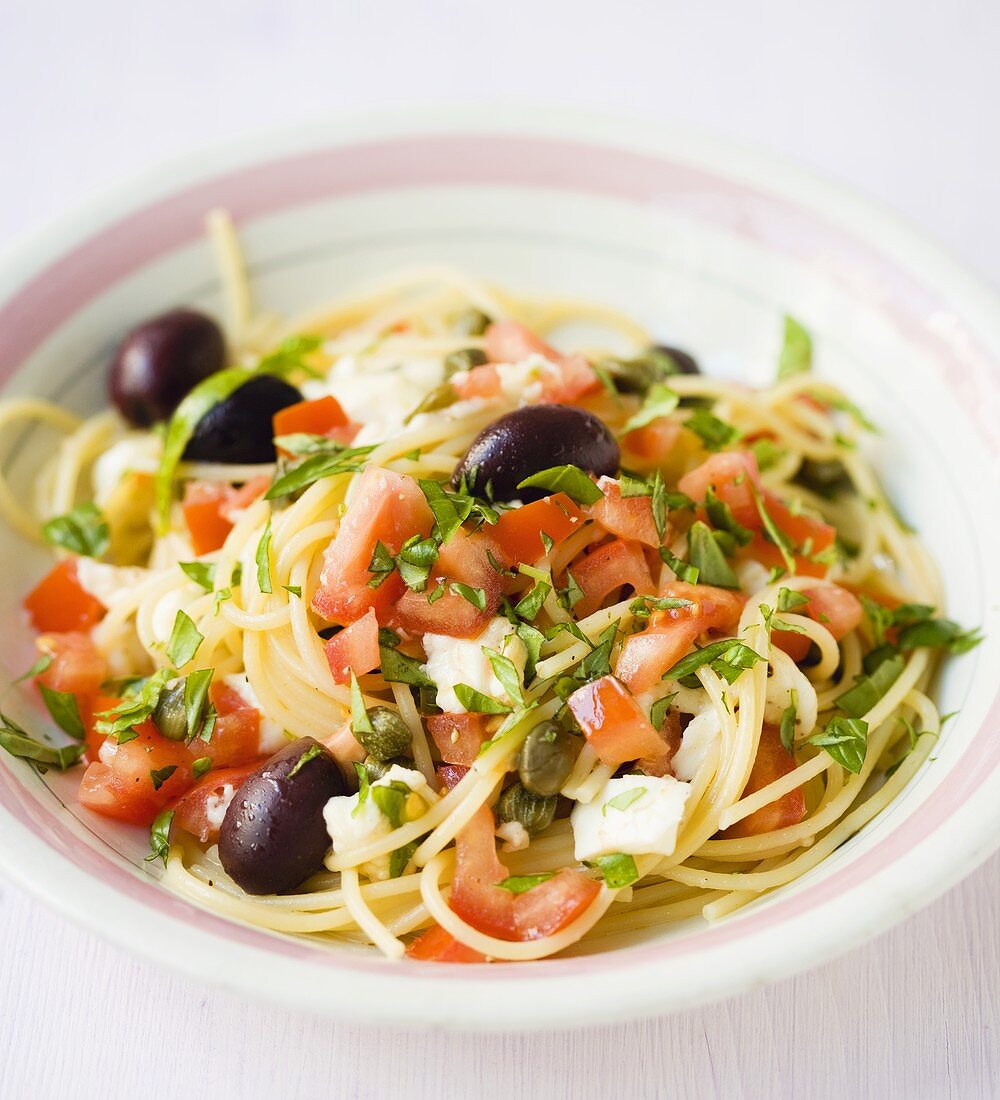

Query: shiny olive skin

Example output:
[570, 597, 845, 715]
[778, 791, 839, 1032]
[183, 375, 303, 464]
[653, 344, 700, 376]
[496, 782, 557, 835]
[518, 720, 579, 797]
[109, 308, 226, 427]
[452, 404, 619, 502]
[218, 737, 346, 895]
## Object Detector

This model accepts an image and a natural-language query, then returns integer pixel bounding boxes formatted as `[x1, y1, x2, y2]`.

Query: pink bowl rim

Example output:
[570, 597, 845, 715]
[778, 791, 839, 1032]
[0, 108, 997, 1028]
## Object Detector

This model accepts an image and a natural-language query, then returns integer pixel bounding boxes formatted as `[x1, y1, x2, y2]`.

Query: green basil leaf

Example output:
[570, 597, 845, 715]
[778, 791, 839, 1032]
[664, 639, 765, 684]
[659, 546, 699, 584]
[42, 502, 109, 558]
[514, 580, 551, 621]
[748, 481, 796, 574]
[687, 521, 739, 589]
[149, 764, 177, 791]
[484, 648, 525, 707]
[183, 669, 215, 744]
[397, 535, 439, 592]
[38, 685, 85, 739]
[621, 382, 680, 434]
[286, 744, 323, 778]
[685, 408, 742, 451]
[516, 465, 603, 505]
[453, 685, 512, 714]
[96, 669, 173, 742]
[629, 595, 693, 620]
[282, 584, 302, 597]
[350, 672, 374, 739]
[192, 756, 212, 780]
[0, 712, 84, 771]
[778, 588, 811, 613]
[418, 479, 474, 543]
[704, 487, 752, 546]
[808, 716, 868, 774]
[516, 622, 545, 683]
[496, 873, 556, 894]
[593, 852, 639, 889]
[389, 838, 420, 878]
[255, 518, 273, 594]
[179, 561, 215, 591]
[145, 808, 174, 866]
[751, 438, 786, 471]
[371, 780, 411, 827]
[264, 445, 376, 500]
[257, 333, 323, 380]
[649, 692, 677, 730]
[166, 610, 203, 668]
[378, 644, 434, 689]
[450, 582, 487, 611]
[777, 314, 813, 380]
[14, 654, 53, 685]
[898, 618, 983, 655]
[603, 787, 646, 815]
[779, 689, 798, 752]
[835, 653, 905, 718]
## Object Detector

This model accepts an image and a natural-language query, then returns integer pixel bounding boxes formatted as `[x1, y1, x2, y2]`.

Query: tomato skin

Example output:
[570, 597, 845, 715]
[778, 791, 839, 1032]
[181, 477, 269, 555]
[206, 683, 262, 767]
[406, 924, 486, 963]
[323, 608, 380, 685]
[77, 723, 195, 825]
[452, 364, 502, 399]
[427, 713, 489, 767]
[718, 724, 806, 838]
[678, 451, 762, 529]
[616, 582, 746, 694]
[273, 396, 357, 445]
[569, 538, 655, 619]
[312, 467, 434, 626]
[170, 761, 262, 843]
[585, 478, 662, 547]
[392, 529, 504, 639]
[481, 321, 599, 403]
[79, 692, 120, 763]
[566, 675, 668, 769]
[492, 493, 584, 564]
[36, 632, 108, 695]
[24, 560, 104, 634]
[773, 584, 862, 661]
[436, 763, 469, 792]
[623, 419, 682, 464]
[449, 804, 601, 942]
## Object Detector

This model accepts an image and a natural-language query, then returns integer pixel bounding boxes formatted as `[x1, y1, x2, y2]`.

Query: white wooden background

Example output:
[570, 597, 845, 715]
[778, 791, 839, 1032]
[1, 2, 998, 1097]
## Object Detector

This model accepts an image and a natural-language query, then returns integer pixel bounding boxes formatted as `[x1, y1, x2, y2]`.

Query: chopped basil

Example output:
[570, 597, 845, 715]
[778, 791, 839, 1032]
[14, 654, 53, 684]
[558, 569, 585, 611]
[496, 873, 556, 894]
[835, 653, 905, 718]
[353, 761, 370, 810]
[453, 685, 512, 714]
[397, 535, 439, 592]
[183, 669, 216, 744]
[418, 479, 497, 543]
[192, 756, 212, 780]
[777, 315, 813, 380]
[665, 638, 765, 686]
[378, 643, 434, 689]
[0, 712, 84, 772]
[157, 367, 255, 527]
[166, 610, 203, 668]
[687, 521, 739, 588]
[483, 649, 525, 707]
[808, 716, 868, 774]
[629, 595, 694, 620]
[349, 672, 374, 739]
[575, 622, 619, 683]
[287, 744, 323, 779]
[255, 518, 273, 594]
[149, 764, 177, 791]
[898, 618, 982, 655]
[449, 582, 487, 610]
[179, 561, 215, 591]
[621, 382, 680, 434]
[145, 808, 174, 866]
[885, 716, 937, 778]
[257, 333, 323, 380]
[659, 546, 699, 585]
[213, 587, 232, 614]
[779, 689, 798, 752]
[38, 685, 85, 739]
[367, 540, 396, 588]
[514, 580, 551, 621]
[704, 488, 752, 546]
[592, 852, 640, 889]
[283, 584, 302, 598]
[273, 433, 344, 457]
[516, 465, 603, 506]
[516, 622, 545, 683]
[389, 838, 420, 879]
[685, 408, 741, 451]
[751, 438, 786, 471]
[649, 693, 677, 730]
[748, 481, 796, 573]
[371, 780, 412, 827]
[822, 392, 877, 433]
[778, 588, 811, 613]
[603, 787, 646, 815]
[264, 445, 376, 501]
[42, 502, 109, 558]
[96, 669, 172, 743]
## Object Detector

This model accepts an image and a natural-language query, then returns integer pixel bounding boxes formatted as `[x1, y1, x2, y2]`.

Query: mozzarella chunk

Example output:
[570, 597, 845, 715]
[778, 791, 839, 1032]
[571, 773, 691, 862]
[735, 558, 773, 595]
[75, 559, 150, 607]
[204, 785, 237, 832]
[423, 617, 527, 713]
[671, 709, 721, 782]
[91, 434, 161, 505]
[323, 765, 432, 881]
[493, 353, 560, 402]
[223, 673, 288, 754]
[763, 650, 818, 735]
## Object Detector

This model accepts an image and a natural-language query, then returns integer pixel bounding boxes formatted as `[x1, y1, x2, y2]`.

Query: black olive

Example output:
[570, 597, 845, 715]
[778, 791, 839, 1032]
[794, 457, 853, 500]
[218, 737, 346, 895]
[653, 344, 701, 376]
[109, 308, 225, 427]
[183, 375, 303, 464]
[452, 404, 619, 502]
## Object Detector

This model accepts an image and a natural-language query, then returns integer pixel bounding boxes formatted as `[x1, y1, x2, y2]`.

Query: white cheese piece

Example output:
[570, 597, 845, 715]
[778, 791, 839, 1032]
[672, 709, 721, 782]
[91, 434, 162, 506]
[493, 353, 560, 402]
[75, 559, 150, 608]
[323, 765, 431, 881]
[423, 617, 527, 714]
[204, 785, 236, 832]
[736, 558, 773, 595]
[496, 821, 530, 852]
[763, 652, 818, 735]
[223, 673, 288, 754]
[571, 773, 691, 862]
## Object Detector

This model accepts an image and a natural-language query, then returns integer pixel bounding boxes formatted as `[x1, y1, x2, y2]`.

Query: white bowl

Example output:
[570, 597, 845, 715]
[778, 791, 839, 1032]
[0, 109, 997, 1029]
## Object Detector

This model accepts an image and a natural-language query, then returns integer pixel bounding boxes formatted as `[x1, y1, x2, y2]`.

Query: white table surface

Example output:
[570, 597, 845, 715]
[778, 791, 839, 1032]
[1, 2, 998, 1097]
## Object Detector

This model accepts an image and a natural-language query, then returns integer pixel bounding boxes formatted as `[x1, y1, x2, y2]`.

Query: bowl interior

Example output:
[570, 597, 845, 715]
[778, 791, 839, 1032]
[0, 120, 997, 1025]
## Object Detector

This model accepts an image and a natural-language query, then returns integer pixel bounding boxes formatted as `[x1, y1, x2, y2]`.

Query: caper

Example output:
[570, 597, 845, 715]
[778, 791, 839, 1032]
[518, 720, 579, 797]
[597, 354, 668, 397]
[363, 754, 413, 782]
[453, 308, 492, 337]
[403, 382, 458, 425]
[355, 706, 413, 762]
[794, 457, 853, 500]
[152, 681, 189, 741]
[495, 782, 557, 836]
[444, 347, 488, 377]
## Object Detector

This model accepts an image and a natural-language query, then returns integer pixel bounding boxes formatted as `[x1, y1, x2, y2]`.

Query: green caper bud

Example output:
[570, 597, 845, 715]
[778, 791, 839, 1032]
[403, 382, 458, 425]
[363, 754, 412, 782]
[356, 706, 412, 763]
[596, 353, 669, 397]
[518, 720, 579, 797]
[152, 681, 189, 742]
[496, 782, 557, 836]
[443, 347, 488, 377]
[793, 457, 853, 500]
[453, 308, 492, 337]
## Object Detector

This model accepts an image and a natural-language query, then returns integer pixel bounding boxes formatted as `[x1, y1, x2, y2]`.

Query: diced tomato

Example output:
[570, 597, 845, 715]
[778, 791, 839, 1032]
[206, 682, 262, 767]
[181, 477, 268, 555]
[566, 675, 668, 769]
[449, 804, 600, 941]
[78, 692, 120, 763]
[437, 763, 470, 792]
[452, 363, 502, 399]
[678, 451, 762, 529]
[406, 924, 486, 963]
[584, 478, 662, 548]
[616, 581, 746, 694]
[273, 396, 358, 447]
[718, 724, 806, 838]
[546, 353, 600, 403]
[492, 493, 584, 564]
[170, 761, 261, 843]
[482, 321, 599, 404]
[392, 529, 504, 639]
[323, 608, 380, 685]
[773, 584, 863, 661]
[77, 723, 195, 826]
[427, 713, 489, 766]
[35, 632, 108, 695]
[312, 467, 434, 626]
[321, 721, 367, 770]
[568, 539, 655, 619]
[24, 560, 104, 634]
[623, 418, 683, 464]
